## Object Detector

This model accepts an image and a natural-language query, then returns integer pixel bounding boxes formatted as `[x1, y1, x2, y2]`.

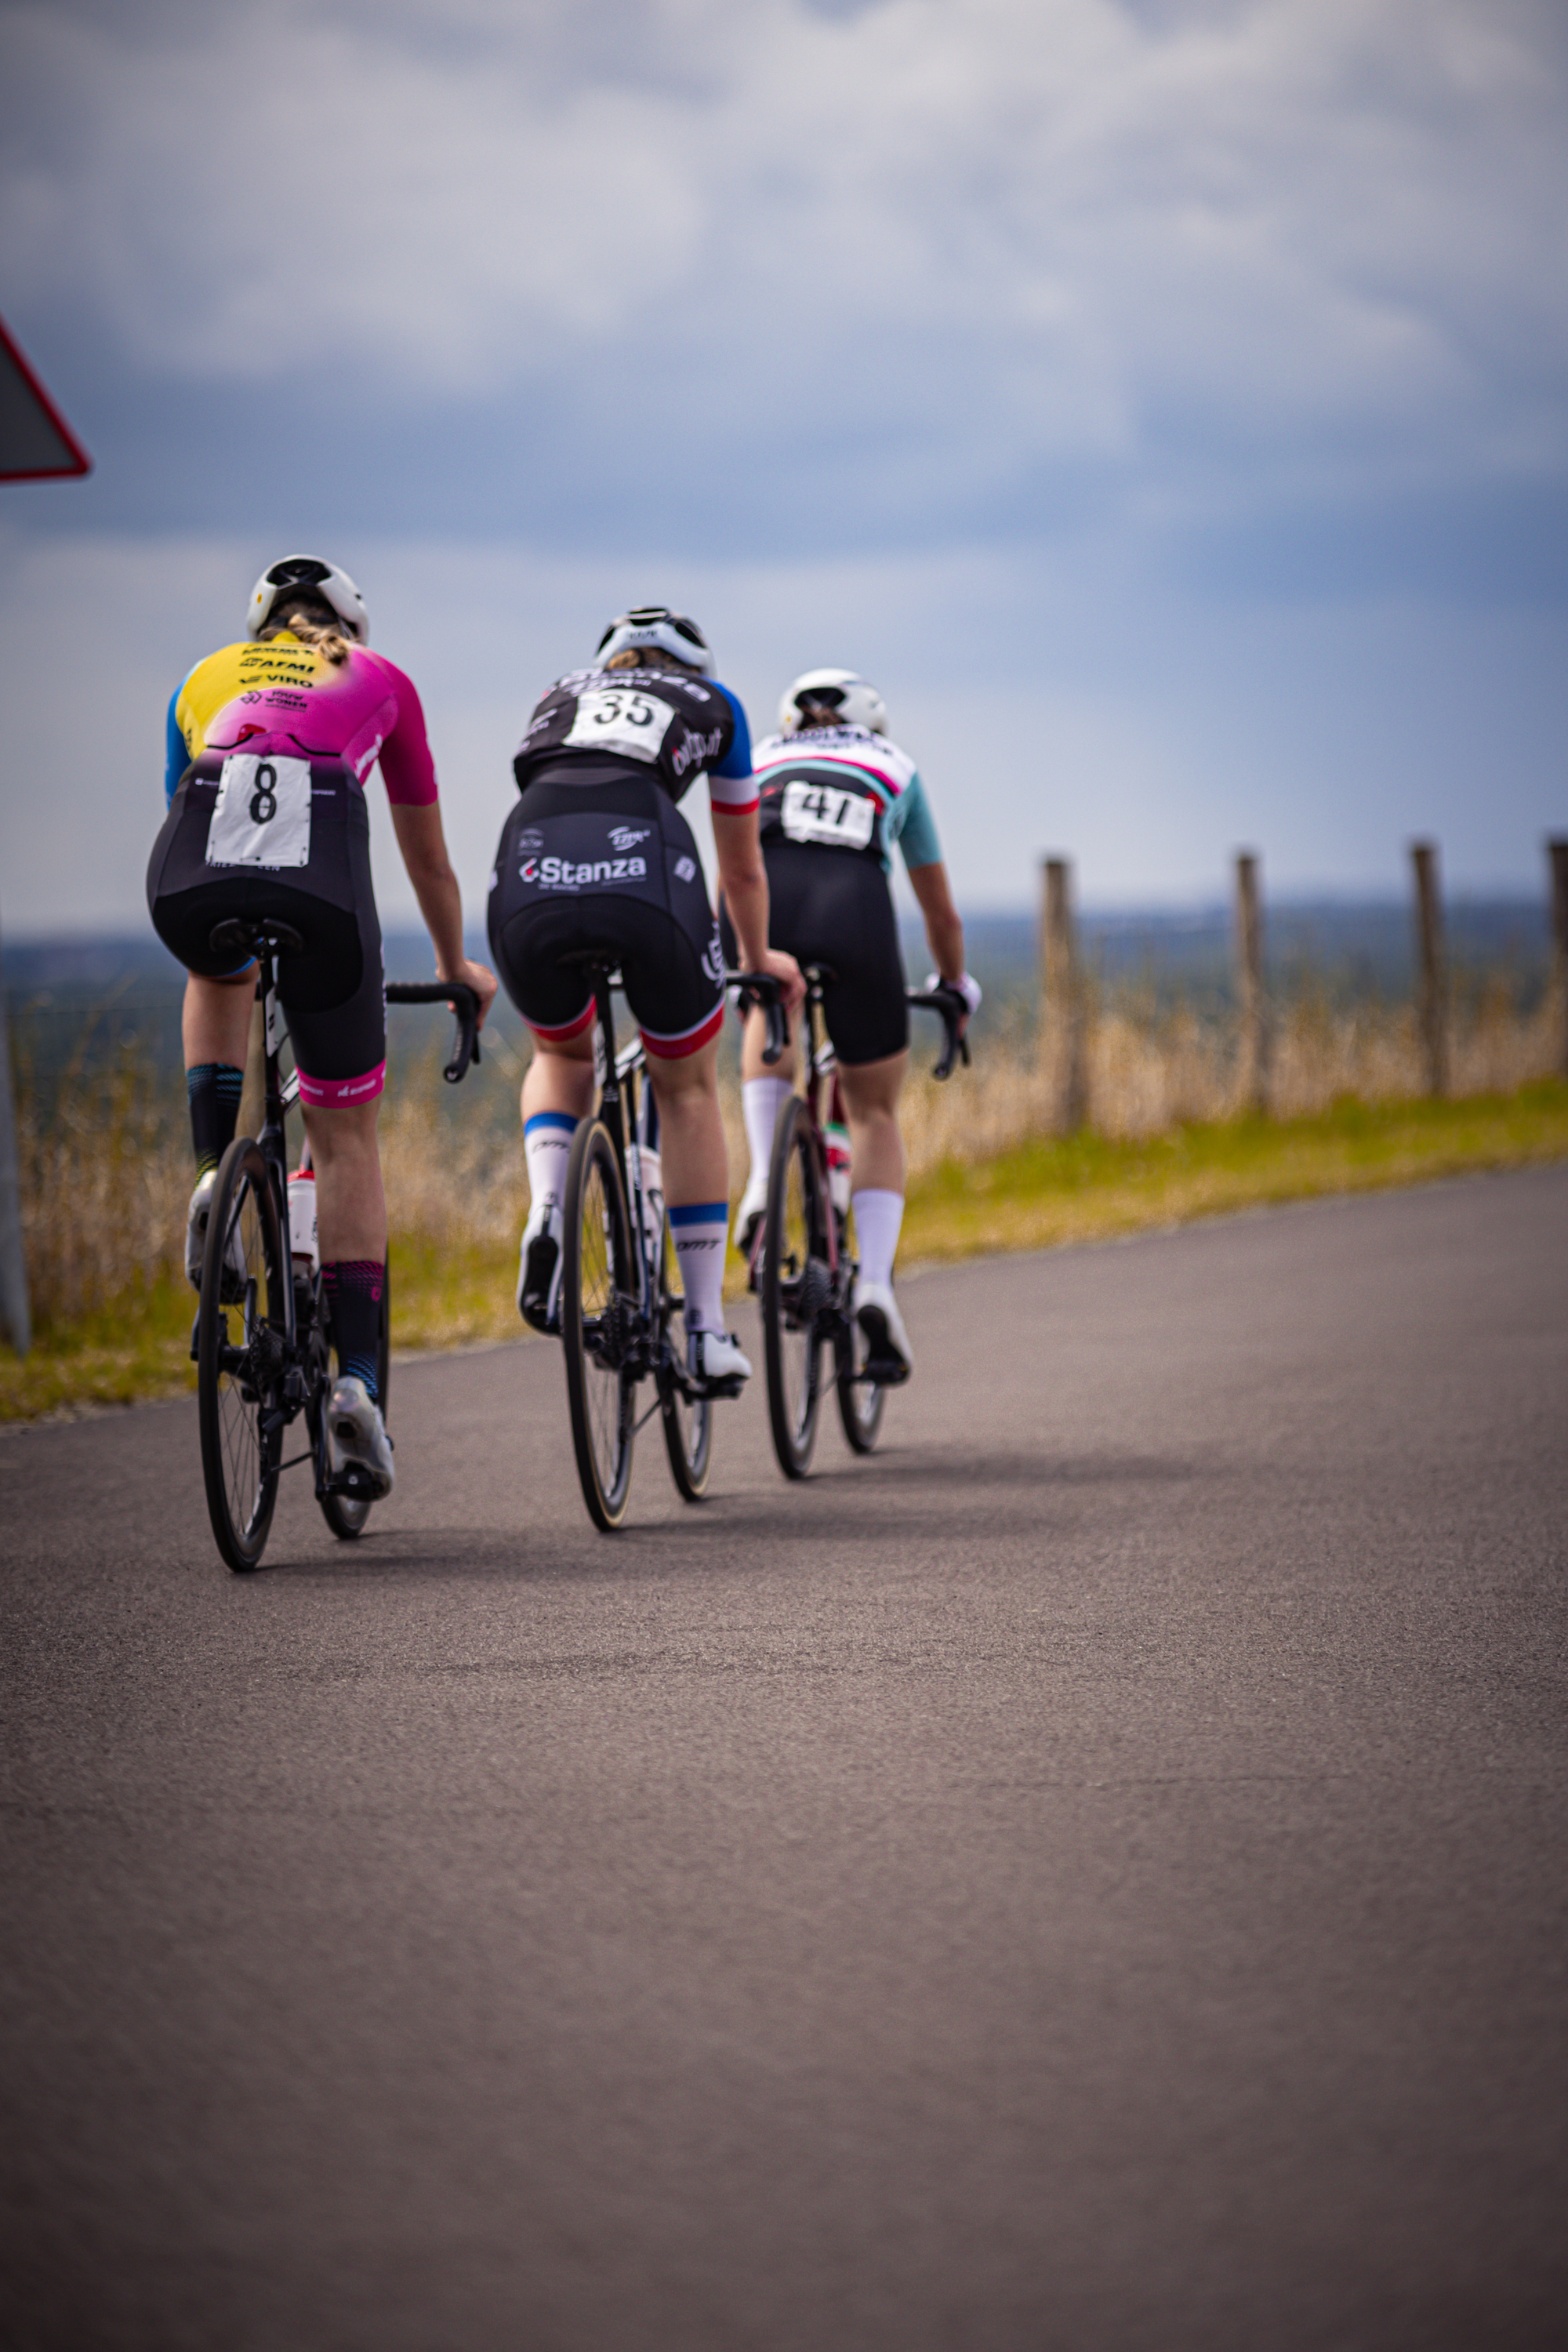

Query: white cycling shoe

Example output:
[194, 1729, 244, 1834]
[735, 1173, 769, 1261]
[517, 1196, 564, 1334]
[853, 1277, 913, 1384]
[688, 1327, 752, 1395]
[325, 1374, 395, 1498]
[185, 1167, 246, 1298]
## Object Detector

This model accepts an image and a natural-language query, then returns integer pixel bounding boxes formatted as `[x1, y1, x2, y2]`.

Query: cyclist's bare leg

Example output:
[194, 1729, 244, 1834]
[521, 1027, 596, 1127]
[646, 1036, 726, 1207]
[300, 1100, 387, 1263]
[181, 968, 256, 1069]
[837, 1051, 908, 1193]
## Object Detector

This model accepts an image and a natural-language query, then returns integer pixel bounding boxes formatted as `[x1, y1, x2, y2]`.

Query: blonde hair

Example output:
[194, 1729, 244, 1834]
[260, 594, 354, 667]
[604, 646, 691, 673]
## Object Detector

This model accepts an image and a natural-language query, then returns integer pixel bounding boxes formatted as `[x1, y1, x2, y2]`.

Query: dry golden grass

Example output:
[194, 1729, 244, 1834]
[5, 982, 1565, 1417]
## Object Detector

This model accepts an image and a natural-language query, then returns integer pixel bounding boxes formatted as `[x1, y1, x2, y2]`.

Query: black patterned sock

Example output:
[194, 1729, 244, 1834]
[321, 1260, 384, 1399]
[187, 1063, 245, 1177]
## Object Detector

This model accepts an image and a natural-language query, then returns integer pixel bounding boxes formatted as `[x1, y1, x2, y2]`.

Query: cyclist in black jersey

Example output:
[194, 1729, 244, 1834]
[488, 608, 803, 1392]
[720, 670, 978, 1381]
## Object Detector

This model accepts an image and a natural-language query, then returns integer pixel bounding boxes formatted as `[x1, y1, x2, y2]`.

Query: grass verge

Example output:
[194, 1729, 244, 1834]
[4, 1080, 1565, 1423]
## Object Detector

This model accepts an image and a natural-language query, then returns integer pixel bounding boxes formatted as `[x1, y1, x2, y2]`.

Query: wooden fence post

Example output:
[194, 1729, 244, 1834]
[1234, 851, 1269, 1116]
[1410, 840, 1448, 1098]
[1549, 838, 1568, 1080]
[0, 916, 31, 1356]
[1040, 856, 1087, 1132]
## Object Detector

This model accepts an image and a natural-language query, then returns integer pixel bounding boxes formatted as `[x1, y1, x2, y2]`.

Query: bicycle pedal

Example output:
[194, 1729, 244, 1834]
[863, 1358, 910, 1388]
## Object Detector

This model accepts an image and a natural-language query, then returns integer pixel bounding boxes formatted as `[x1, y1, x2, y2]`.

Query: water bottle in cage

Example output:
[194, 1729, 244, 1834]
[287, 1160, 319, 1278]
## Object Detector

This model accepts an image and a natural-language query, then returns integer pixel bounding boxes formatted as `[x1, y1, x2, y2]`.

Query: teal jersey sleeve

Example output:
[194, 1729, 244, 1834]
[885, 768, 942, 873]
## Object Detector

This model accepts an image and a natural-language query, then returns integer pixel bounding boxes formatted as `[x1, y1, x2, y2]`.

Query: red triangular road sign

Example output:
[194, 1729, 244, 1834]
[0, 314, 90, 481]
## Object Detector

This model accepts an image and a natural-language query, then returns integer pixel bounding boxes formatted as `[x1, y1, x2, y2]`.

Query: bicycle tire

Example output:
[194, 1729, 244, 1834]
[316, 1256, 391, 1541]
[762, 1096, 830, 1479]
[562, 1120, 637, 1531]
[657, 1211, 713, 1501]
[197, 1137, 285, 1573]
[835, 1313, 888, 1454]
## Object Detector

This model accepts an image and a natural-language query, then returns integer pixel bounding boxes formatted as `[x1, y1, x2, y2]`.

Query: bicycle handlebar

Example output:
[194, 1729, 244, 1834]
[385, 981, 482, 1083]
[729, 971, 788, 1067]
[906, 984, 972, 1082]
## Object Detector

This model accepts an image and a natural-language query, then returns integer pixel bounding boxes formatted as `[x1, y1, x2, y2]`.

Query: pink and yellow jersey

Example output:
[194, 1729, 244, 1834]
[164, 632, 439, 808]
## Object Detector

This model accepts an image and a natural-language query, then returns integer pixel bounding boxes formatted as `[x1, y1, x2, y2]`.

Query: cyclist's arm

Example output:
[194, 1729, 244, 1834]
[906, 858, 965, 987]
[711, 804, 804, 1018]
[387, 801, 498, 1029]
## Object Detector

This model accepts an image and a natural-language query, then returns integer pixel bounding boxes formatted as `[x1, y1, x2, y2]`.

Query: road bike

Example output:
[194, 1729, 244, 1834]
[754, 972, 969, 1479]
[552, 953, 786, 1532]
[194, 914, 479, 1573]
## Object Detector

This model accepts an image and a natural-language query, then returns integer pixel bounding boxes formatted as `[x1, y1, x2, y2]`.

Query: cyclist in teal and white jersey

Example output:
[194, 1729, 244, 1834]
[720, 670, 979, 1382]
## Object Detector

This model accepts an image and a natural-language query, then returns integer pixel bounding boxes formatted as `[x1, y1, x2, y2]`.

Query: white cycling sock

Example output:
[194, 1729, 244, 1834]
[671, 1200, 728, 1333]
[851, 1188, 904, 1288]
[524, 1110, 578, 1218]
[742, 1076, 793, 1194]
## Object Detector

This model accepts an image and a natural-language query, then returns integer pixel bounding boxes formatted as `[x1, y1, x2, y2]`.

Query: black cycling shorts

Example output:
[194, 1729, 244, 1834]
[720, 839, 908, 1066]
[487, 773, 725, 1058]
[147, 759, 387, 1104]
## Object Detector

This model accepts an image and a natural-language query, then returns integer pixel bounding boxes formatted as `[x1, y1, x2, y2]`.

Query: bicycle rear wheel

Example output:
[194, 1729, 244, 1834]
[316, 1256, 391, 1541]
[835, 1312, 888, 1454]
[762, 1096, 831, 1479]
[562, 1120, 637, 1530]
[197, 1137, 286, 1572]
[657, 1213, 712, 1501]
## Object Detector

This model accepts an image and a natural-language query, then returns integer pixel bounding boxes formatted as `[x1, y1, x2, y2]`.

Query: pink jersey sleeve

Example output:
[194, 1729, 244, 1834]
[363, 652, 439, 807]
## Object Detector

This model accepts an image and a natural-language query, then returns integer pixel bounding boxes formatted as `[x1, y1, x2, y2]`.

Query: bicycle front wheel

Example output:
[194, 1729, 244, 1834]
[562, 1120, 638, 1531]
[197, 1137, 286, 1572]
[762, 1096, 831, 1479]
[657, 1214, 712, 1501]
[316, 1255, 391, 1541]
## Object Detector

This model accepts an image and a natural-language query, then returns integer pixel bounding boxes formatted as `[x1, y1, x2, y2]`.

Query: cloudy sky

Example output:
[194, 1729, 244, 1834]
[2, 0, 1565, 934]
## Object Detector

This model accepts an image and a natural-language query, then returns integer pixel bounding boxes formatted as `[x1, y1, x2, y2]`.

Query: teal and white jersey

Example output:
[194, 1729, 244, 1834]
[750, 725, 943, 877]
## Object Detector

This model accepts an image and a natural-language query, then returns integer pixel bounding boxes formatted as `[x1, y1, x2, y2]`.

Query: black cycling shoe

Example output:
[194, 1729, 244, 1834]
[517, 1221, 562, 1335]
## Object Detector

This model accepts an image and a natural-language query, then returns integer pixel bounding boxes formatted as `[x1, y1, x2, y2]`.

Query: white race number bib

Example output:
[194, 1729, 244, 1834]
[564, 688, 674, 764]
[206, 753, 312, 869]
[780, 779, 877, 851]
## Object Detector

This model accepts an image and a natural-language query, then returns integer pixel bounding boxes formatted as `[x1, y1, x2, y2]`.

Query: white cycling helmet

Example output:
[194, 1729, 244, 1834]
[595, 605, 713, 674]
[247, 554, 368, 644]
[779, 669, 887, 735]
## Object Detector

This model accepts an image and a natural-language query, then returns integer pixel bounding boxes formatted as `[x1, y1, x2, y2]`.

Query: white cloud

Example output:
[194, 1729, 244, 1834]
[3, 0, 1564, 491]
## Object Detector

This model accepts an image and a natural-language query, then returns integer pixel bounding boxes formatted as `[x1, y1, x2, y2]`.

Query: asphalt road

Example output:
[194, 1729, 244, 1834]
[2, 1167, 1566, 2352]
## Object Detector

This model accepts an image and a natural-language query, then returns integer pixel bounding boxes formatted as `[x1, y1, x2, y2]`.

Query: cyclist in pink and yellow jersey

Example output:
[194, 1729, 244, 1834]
[147, 554, 495, 1495]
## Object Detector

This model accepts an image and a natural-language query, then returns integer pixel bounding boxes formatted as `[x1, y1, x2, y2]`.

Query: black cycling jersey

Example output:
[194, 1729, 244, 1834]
[513, 666, 753, 810]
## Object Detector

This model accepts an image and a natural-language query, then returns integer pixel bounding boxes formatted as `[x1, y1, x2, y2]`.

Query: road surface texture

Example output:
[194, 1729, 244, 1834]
[2, 1166, 1566, 2352]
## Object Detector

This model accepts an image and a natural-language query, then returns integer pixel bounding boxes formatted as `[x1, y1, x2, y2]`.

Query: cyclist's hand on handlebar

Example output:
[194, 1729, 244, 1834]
[441, 957, 499, 1029]
[924, 969, 982, 1038]
[760, 947, 806, 1020]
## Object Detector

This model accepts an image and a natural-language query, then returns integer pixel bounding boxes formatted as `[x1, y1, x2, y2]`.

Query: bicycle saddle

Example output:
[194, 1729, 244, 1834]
[209, 917, 307, 962]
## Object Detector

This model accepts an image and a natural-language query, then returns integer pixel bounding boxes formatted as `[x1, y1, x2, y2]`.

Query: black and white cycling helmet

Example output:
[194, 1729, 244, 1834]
[247, 554, 368, 644]
[779, 669, 887, 735]
[595, 605, 713, 675]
